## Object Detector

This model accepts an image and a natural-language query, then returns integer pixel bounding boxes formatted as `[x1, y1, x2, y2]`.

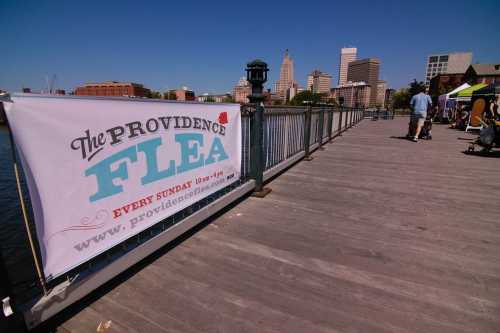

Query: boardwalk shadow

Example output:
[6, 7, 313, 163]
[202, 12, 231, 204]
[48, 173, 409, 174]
[389, 136, 411, 141]
[463, 150, 500, 158]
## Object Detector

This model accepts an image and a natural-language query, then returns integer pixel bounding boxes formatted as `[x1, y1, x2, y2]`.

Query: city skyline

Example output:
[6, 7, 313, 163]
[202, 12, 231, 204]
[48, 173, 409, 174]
[1, 0, 499, 94]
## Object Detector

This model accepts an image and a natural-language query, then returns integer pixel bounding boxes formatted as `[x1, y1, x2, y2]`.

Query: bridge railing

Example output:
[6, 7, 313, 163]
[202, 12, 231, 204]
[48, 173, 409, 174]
[0, 99, 364, 330]
[363, 109, 395, 120]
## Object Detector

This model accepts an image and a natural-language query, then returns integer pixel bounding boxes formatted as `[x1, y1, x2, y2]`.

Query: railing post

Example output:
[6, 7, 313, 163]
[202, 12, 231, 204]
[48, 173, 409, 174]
[350, 107, 354, 127]
[303, 102, 313, 161]
[327, 107, 333, 142]
[246, 60, 271, 198]
[338, 106, 343, 135]
[344, 107, 349, 129]
[317, 106, 325, 150]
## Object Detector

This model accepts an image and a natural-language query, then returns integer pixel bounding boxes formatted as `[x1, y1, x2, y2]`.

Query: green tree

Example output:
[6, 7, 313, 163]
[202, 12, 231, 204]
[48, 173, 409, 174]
[222, 95, 235, 103]
[288, 91, 326, 106]
[408, 79, 426, 97]
[164, 91, 177, 100]
[148, 91, 161, 99]
[392, 88, 410, 109]
[205, 96, 216, 103]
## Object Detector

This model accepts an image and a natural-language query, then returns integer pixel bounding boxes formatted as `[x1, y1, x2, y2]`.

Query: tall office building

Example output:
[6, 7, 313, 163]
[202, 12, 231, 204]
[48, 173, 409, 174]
[424, 52, 472, 86]
[307, 70, 332, 94]
[347, 58, 380, 107]
[274, 49, 297, 101]
[376, 80, 387, 107]
[338, 47, 357, 86]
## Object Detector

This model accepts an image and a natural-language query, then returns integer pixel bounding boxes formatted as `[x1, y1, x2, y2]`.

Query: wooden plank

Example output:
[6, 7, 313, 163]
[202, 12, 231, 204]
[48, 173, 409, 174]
[59, 119, 500, 333]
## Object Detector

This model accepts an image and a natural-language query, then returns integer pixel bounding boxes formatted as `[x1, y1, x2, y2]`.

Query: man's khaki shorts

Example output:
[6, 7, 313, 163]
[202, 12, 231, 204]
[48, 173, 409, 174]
[410, 113, 427, 127]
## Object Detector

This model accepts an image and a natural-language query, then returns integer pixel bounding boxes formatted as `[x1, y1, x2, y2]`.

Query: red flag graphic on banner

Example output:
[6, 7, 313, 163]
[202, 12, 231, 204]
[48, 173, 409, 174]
[218, 112, 228, 124]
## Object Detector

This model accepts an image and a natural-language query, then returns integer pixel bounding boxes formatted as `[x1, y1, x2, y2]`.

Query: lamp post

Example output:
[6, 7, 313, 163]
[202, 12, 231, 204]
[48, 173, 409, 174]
[246, 59, 271, 198]
[337, 96, 344, 135]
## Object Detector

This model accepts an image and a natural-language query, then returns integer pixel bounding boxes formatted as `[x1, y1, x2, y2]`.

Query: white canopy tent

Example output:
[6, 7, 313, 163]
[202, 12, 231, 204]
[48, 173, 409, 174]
[437, 83, 470, 120]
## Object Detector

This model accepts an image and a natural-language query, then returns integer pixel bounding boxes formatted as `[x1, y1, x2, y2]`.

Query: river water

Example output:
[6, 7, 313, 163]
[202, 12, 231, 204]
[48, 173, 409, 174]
[0, 126, 39, 299]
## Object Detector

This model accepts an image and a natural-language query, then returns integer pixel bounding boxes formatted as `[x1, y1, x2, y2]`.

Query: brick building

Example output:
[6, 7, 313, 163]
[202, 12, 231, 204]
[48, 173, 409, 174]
[429, 73, 465, 98]
[75, 81, 151, 97]
[167, 87, 196, 101]
[463, 64, 500, 85]
[330, 81, 371, 108]
[233, 77, 251, 104]
[306, 70, 332, 94]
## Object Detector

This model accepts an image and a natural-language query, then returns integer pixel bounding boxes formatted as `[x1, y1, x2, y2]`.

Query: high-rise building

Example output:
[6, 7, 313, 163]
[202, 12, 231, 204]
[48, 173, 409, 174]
[274, 49, 297, 102]
[338, 47, 357, 86]
[347, 58, 380, 107]
[424, 52, 472, 87]
[330, 81, 371, 108]
[233, 77, 251, 104]
[376, 80, 387, 107]
[307, 70, 332, 94]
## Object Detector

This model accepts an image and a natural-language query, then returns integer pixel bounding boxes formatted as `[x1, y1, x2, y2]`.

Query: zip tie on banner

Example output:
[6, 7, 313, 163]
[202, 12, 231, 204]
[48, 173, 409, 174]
[0, 92, 13, 103]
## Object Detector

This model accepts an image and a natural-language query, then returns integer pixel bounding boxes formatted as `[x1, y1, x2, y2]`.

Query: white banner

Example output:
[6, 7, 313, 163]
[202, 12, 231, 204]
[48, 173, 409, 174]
[4, 95, 241, 279]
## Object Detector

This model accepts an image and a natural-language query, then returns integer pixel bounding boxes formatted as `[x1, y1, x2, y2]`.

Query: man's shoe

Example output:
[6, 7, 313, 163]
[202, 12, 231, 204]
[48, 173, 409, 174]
[412, 137, 418, 142]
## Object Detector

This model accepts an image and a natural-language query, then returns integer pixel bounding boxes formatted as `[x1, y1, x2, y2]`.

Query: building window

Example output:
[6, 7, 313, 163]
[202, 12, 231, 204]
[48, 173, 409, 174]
[429, 56, 438, 63]
[439, 55, 449, 62]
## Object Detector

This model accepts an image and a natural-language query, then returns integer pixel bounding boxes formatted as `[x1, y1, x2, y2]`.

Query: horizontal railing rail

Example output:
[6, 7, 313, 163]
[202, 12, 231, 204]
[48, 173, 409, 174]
[363, 109, 395, 120]
[0, 99, 364, 330]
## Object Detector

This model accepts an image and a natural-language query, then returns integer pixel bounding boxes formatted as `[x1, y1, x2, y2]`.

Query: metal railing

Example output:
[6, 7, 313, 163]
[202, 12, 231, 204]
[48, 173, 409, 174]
[0, 101, 364, 330]
[363, 109, 395, 120]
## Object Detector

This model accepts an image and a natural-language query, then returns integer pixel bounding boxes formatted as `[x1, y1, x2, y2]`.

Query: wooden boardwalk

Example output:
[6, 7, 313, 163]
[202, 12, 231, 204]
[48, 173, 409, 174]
[57, 118, 500, 333]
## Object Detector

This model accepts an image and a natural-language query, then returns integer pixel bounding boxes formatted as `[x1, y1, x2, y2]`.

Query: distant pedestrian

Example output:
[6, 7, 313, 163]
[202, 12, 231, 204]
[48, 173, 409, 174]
[408, 87, 432, 142]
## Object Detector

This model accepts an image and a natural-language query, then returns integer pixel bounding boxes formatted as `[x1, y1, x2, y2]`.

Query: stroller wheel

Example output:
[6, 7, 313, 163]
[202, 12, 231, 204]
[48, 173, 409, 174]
[428, 135, 432, 140]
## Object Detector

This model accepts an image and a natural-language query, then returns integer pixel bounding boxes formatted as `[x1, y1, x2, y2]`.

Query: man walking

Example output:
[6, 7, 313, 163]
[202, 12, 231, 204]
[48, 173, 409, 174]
[408, 87, 432, 142]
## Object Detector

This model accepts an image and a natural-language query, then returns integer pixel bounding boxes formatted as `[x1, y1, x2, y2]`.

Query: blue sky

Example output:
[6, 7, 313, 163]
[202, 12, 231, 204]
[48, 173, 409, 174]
[1, 0, 499, 94]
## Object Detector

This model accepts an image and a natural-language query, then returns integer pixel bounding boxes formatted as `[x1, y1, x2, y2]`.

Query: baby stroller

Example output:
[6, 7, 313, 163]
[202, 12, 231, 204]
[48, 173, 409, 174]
[468, 120, 500, 153]
[419, 116, 433, 140]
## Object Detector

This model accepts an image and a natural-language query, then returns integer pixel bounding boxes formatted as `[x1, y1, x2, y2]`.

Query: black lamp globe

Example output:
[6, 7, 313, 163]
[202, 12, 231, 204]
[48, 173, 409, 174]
[246, 59, 268, 103]
[246, 59, 268, 84]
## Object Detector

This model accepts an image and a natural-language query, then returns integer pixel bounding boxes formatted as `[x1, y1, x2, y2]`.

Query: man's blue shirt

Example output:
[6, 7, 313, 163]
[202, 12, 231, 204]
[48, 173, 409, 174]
[410, 93, 432, 114]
